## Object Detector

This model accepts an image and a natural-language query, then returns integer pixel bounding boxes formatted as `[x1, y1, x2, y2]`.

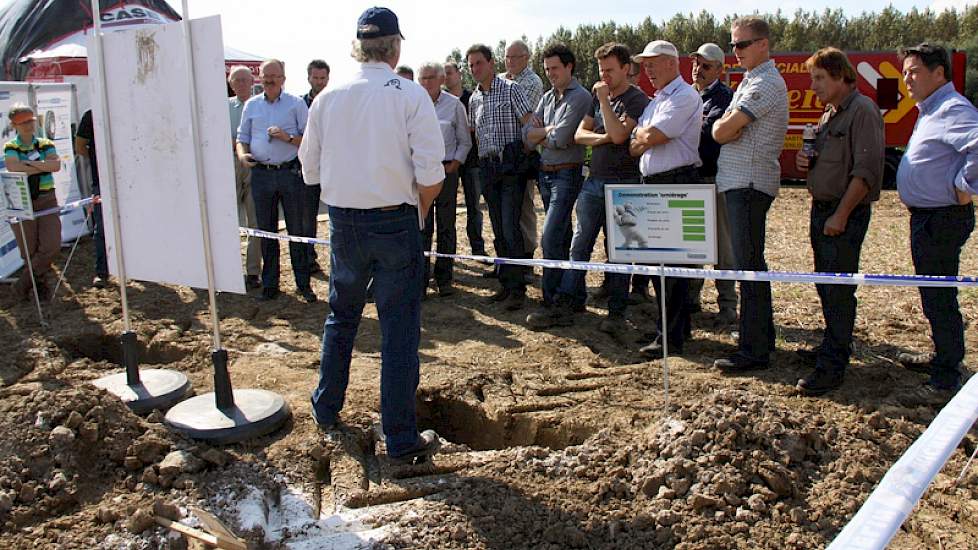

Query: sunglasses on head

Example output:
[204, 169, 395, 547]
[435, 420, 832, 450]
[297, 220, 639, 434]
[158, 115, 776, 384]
[729, 38, 762, 50]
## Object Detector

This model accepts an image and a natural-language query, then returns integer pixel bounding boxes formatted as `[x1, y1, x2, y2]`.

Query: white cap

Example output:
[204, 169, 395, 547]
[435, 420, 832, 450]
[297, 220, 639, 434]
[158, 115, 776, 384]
[632, 40, 679, 62]
[690, 43, 725, 64]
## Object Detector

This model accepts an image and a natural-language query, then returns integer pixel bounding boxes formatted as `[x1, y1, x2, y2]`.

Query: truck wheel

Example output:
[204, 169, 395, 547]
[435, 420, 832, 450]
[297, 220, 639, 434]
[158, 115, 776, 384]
[883, 149, 903, 190]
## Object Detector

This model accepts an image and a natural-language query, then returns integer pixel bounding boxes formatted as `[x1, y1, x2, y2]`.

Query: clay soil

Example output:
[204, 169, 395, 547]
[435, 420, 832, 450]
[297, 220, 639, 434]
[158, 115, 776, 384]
[1, 187, 978, 549]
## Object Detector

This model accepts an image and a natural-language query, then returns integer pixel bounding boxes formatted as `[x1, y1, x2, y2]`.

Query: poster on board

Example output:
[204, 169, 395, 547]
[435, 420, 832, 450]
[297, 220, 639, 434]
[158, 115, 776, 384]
[0, 83, 30, 279]
[89, 16, 245, 293]
[35, 83, 88, 243]
[0, 171, 31, 278]
[604, 184, 717, 265]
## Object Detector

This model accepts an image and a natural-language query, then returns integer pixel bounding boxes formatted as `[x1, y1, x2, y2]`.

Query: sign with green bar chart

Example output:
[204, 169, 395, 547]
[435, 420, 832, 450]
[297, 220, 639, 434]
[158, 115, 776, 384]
[604, 184, 717, 265]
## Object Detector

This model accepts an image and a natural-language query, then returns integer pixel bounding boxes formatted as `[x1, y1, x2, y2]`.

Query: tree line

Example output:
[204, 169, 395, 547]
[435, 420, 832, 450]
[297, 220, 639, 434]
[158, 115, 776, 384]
[446, 7, 978, 102]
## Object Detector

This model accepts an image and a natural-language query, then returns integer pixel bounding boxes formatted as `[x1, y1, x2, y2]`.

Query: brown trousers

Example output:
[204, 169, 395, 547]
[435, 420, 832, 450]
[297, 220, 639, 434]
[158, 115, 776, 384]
[13, 191, 61, 294]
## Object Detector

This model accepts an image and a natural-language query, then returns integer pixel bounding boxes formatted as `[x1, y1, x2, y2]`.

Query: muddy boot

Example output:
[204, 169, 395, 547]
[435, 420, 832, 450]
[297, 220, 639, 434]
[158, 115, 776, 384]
[389, 430, 442, 465]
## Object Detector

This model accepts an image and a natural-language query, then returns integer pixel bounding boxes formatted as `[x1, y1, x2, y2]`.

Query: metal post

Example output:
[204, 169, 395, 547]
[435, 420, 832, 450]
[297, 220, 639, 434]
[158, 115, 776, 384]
[180, 0, 232, 409]
[659, 263, 669, 414]
[90, 0, 140, 383]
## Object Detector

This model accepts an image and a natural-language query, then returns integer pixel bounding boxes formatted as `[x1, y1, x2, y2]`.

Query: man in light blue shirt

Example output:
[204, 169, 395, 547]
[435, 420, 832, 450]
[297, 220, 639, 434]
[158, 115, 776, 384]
[236, 59, 313, 303]
[895, 43, 976, 398]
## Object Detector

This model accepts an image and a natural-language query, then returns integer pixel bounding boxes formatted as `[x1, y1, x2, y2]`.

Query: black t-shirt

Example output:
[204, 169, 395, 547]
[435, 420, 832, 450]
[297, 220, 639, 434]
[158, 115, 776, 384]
[76, 110, 98, 186]
[589, 85, 649, 180]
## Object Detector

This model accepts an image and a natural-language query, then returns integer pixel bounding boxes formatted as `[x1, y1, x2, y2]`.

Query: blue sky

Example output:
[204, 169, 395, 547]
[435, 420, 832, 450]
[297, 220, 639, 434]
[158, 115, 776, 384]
[179, 0, 971, 93]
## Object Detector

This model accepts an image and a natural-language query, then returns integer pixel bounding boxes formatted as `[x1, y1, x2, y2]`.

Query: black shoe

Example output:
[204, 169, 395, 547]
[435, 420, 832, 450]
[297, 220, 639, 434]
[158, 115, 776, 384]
[898, 352, 933, 374]
[389, 430, 442, 465]
[437, 282, 456, 297]
[503, 291, 526, 311]
[244, 275, 261, 290]
[258, 287, 280, 301]
[93, 274, 110, 289]
[714, 354, 769, 372]
[714, 307, 737, 328]
[298, 287, 318, 303]
[310, 262, 323, 275]
[796, 368, 844, 396]
[487, 287, 510, 303]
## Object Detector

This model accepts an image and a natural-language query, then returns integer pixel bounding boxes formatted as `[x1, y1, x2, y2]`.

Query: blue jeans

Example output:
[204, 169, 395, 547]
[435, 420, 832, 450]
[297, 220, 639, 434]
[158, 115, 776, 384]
[558, 176, 636, 314]
[312, 204, 425, 456]
[423, 170, 460, 285]
[302, 183, 322, 268]
[461, 162, 485, 254]
[250, 165, 310, 290]
[724, 188, 775, 362]
[92, 183, 108, 277]
[538, 167, 583, 305]
[910, 204, 975, 388]
[480, 159, 527, 291]
[810, 201, 871, 373]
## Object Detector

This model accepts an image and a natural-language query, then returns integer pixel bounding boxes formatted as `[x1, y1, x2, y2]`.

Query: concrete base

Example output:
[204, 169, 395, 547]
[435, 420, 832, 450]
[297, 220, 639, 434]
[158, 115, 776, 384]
[91, 368, 192, 415]
[164, 389, 291, 444]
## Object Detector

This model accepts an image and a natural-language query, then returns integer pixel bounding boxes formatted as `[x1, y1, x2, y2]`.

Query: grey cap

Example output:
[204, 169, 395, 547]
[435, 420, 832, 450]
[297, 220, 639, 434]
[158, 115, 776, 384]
[690, 43, 725, 64]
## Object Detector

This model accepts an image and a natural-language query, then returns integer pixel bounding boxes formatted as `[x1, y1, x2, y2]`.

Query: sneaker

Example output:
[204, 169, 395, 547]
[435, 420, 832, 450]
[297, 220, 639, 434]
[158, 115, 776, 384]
[487, 287, 510, 303]
[639, 334, 684, 358]
[714, 354, 769, 372]
[389, 429, 442, 465]
[503, 291, 526, 311]
[298, 287, 318, 304]
[526, 304, 573, 329]
[598, 313, 626, 336]
[244, 275, 261, 290]
[898, 352, 933, 374]
[258, 287, 281, 302]
[796, 368, 844, 396]
[93, 274, 109, 289]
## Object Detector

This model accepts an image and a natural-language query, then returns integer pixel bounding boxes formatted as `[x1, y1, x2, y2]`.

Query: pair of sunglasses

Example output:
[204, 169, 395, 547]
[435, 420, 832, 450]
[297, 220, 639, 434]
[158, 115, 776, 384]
[729, 38, 763, 50]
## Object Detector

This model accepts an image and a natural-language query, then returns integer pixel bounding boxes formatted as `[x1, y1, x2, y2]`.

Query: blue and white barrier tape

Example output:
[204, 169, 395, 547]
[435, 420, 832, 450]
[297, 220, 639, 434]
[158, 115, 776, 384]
[827, 375, 978, 549]
[239, 226, 978, 289]
[6, 196, 97, 223]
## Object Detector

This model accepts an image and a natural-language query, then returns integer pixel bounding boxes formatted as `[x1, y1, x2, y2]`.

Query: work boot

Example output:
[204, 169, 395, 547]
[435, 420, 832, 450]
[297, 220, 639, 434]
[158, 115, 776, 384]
[526, 303, 573, 329]
[796, 368, 844, 396]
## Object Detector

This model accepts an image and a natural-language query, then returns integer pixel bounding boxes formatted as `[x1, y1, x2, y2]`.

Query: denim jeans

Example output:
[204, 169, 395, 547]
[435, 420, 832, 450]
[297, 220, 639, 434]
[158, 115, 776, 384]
[423, 170, 460, 286]
[460, 162, 485, 254]
[312, 204, 425, 456]
[910, 204, 975, 387]
[538, 167, 583, 305]
[810, 201, 871, 373]
[250, 165, 310, 290]
[724, 188, 776, 362]
[480, 159, 527, 292]
[92, 183, 108, 277]
[302, 183, 322, 269]
[558, 176, 636, 314]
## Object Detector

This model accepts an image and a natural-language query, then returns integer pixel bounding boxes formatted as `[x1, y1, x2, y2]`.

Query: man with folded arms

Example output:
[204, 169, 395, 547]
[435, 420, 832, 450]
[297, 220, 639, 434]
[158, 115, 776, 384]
[628, 40, 703, 357]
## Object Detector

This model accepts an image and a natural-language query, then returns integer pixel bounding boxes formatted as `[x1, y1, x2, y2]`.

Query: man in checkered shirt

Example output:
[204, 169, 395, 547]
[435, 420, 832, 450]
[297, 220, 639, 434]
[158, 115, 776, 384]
[711, 17, 789, 372]
[466, 43, 535, 310]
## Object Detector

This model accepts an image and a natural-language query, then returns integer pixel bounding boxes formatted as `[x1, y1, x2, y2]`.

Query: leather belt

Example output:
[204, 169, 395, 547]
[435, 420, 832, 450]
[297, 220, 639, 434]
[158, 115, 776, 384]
[255, 159, 298, 171]
[540, 162, 581, 172]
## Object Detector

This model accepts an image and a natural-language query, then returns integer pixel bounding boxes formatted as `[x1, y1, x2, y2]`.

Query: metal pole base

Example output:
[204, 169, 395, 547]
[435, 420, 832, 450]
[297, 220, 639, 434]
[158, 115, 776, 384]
[91, 368, 192, 415]
[164, 389, 291, 444]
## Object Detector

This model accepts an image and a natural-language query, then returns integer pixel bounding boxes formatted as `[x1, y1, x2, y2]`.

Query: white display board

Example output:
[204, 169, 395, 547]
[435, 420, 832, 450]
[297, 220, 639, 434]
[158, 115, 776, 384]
[89, 16, 244, 294]
[604, 184, 717, 265]
[0, 84, 31, 279]
[35, 83, 88, 243]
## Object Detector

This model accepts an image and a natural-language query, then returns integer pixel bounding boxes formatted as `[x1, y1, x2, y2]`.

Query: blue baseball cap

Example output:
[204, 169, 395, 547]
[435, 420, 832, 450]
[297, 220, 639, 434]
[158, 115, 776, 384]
[357, 7, 404, 39]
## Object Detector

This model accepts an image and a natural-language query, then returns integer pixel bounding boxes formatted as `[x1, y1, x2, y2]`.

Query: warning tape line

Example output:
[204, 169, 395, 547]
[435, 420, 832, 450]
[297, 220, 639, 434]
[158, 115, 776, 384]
[5, 196, 98, 223]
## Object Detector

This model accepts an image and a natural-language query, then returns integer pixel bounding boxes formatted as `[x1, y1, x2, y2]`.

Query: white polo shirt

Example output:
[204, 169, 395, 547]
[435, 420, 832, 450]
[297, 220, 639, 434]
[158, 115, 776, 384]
[299, 62, 445, 208]
[637, 74, 703, 177]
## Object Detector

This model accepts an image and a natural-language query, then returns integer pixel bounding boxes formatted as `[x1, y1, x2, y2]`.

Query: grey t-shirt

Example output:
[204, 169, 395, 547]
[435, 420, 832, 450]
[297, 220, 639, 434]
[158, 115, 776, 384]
[590, 85, 650, 180]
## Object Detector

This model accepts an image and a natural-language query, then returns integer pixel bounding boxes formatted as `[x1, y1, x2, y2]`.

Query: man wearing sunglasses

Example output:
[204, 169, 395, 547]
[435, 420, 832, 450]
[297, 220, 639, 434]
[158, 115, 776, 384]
[710, 17, 789, 372]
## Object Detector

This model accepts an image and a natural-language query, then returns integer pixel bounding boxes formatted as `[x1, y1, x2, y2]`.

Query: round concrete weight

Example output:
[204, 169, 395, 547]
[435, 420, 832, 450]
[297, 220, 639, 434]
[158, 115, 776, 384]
[91, 368, 192, 415]
[164, 389, 291, 444]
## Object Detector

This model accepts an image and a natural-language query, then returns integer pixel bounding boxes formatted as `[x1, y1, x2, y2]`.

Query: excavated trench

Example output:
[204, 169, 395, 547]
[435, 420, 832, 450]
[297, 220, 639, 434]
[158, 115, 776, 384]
[55, 332, 193, 365]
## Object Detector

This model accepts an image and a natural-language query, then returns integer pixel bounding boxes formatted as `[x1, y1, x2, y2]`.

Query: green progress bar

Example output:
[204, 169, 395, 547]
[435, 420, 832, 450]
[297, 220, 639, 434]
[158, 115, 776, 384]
[683, 234, 706, 242]
[670, 200, 705, 208]
[683, 226, 705, 234]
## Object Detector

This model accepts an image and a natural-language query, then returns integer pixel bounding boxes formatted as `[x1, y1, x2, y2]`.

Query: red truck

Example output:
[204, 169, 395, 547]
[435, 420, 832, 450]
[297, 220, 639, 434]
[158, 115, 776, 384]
[639, 50, 968, 186]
